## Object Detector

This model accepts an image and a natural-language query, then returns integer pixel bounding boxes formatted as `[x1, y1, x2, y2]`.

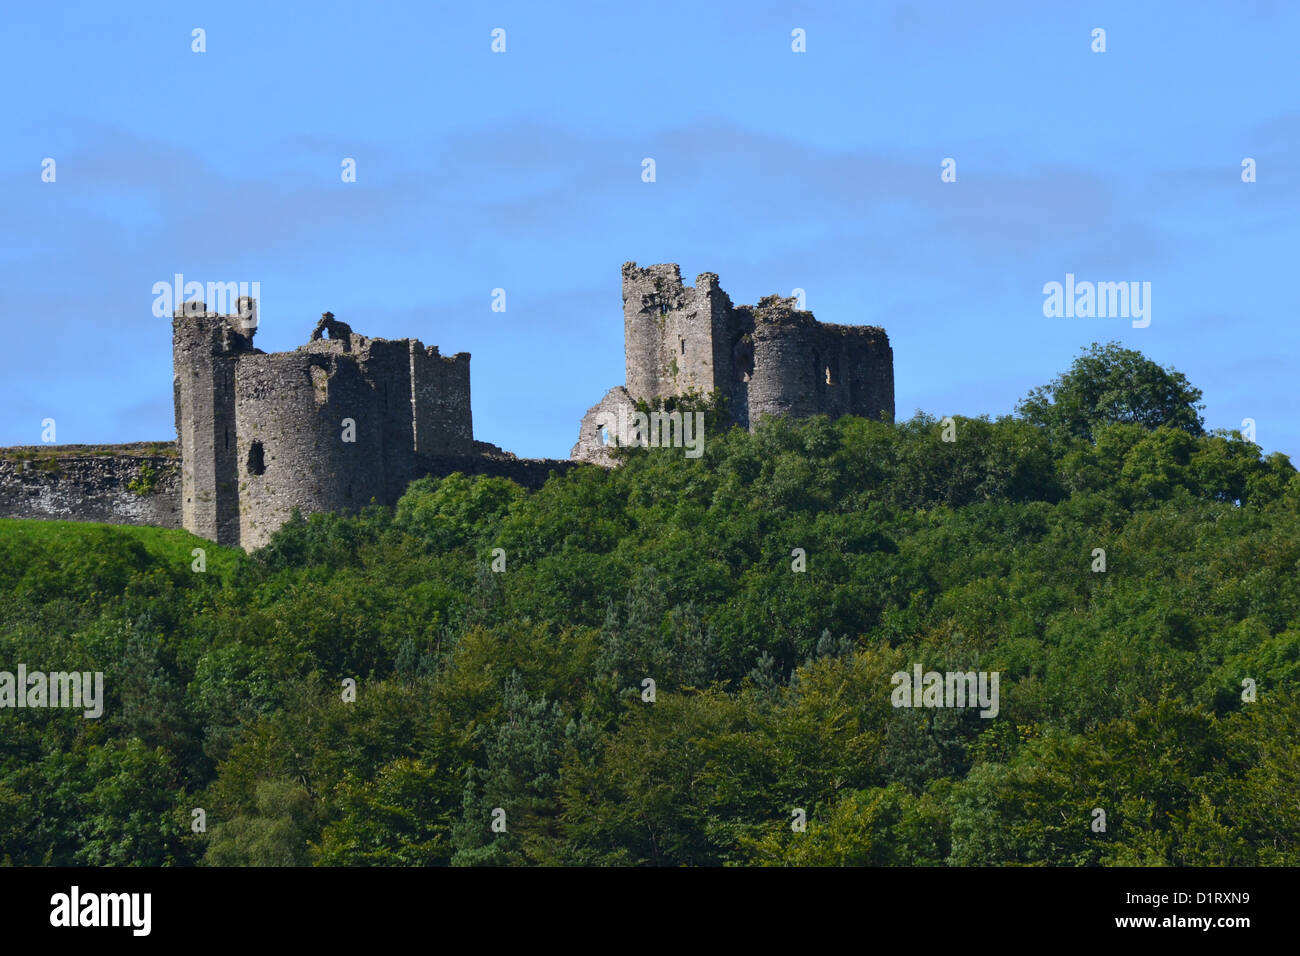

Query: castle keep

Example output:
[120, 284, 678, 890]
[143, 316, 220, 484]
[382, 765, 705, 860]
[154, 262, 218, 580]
[571, 263, 895, 464]
[173, 303, 477, 550]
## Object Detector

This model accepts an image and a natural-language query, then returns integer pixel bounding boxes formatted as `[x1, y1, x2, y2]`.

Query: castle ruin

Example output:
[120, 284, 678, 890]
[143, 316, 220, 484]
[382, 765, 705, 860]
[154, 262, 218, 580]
[571, 262, 894, 464]
[1, 262, 895, 547]
[172, 301, 481, 550]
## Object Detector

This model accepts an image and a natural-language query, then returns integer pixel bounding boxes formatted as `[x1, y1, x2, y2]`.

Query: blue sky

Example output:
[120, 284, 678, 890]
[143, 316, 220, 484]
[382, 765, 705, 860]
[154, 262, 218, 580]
[2, 0, 1296, 458]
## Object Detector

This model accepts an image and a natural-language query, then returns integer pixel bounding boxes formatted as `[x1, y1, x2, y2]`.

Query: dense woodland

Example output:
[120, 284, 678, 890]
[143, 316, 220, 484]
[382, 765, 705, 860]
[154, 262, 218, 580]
[2, 342, 1297, 866]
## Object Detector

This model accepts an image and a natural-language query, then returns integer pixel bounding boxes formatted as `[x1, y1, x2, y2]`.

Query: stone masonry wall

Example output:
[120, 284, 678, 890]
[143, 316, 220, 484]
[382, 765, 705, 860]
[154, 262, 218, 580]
[623, 262, 683, 400]
[234, 349, 387, 550]
[570, 386, 634, 467]
[1, 263, 890, 541]
[172, 306, 256, 547]
[2, 304, 572, 549]
[412, 345, 473, 457]
[167, 308, 490, 550]
[742, 297, 894, 427]
[0, 444, 573, 541]
[0, 445, 181, 528]
[576, 263, 895, 464]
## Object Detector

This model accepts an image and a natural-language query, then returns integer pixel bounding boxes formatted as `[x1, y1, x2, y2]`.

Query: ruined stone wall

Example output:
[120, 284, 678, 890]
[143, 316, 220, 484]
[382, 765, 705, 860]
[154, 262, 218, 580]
[0, 444, 577, 539]
[700, 273, 736, 404]
[172, 306, 256, 548]
[575, 263, 895, 464]
[817, 322, 894, 423]
[412, 346, 473, 457]
[3, 303, 575, 548]
[738, 297, 892, 426]
[234, 349, 388, 551]
[355, 337, 418, 505]
[166, 308, 491, 550]
[623, 262, 684, 400]
[0, 446, 181, 528]
[622, 263, 738, 403]
[570, 386, 633, 466]
[742, 300, 823, 423]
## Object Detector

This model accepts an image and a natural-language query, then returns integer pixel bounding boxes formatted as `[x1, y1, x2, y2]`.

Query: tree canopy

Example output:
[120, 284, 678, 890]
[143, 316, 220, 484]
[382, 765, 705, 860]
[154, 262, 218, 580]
[1016, 341, 1206, 441]
[1, 348, 1297, 866]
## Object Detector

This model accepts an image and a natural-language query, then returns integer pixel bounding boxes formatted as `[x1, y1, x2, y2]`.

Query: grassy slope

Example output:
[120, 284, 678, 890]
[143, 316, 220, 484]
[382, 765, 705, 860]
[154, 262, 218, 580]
[0, 518, 242, 576]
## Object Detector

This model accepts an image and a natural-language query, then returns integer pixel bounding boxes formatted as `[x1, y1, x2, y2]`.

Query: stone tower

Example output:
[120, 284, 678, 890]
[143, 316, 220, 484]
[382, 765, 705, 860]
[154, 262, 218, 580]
[172, 303, 474, 550]
[572, 263, 894, 464]
[172, 300, 257, 547]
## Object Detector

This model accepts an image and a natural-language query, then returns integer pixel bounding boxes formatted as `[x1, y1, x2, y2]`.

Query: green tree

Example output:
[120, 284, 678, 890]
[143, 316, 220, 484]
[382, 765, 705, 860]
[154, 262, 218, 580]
[451, 672, 574, 866]
[204, 778, 316, 866]
[317, 758, 455, 865]
[1017, 342, 1205, 441]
